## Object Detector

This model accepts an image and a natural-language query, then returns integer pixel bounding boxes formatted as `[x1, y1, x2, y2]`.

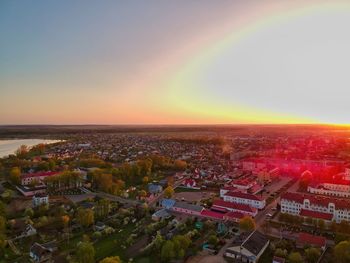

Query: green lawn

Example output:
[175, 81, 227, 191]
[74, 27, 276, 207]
[94, 223, 136, 261]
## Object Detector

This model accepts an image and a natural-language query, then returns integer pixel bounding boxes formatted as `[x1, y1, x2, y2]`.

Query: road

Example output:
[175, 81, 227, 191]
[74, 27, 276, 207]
[214, 175, 300, 261]
[147, 176, 188, 207]
[96, 191, 141, 206]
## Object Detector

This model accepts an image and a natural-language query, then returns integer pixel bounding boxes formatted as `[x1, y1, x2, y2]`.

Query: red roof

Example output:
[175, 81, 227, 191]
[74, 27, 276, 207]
[298, 232, 326, 247]
[222, 186, 238, 191]
[281, 192, 304, 203]
[300, 209, 333, 221]
[213, 199, 257, 213]
[224, 191, 263, 201]
[201, 209, 224, 220]
[281, 192, 350, 210]
[232, 178, 254, 186]
[211, 206, 228, 213]
[22, 171, 60, 179]
[224, 211, 245, 220]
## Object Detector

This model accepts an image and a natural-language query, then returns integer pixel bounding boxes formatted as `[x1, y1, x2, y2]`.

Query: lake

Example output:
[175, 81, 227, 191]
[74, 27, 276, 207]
[0, 139, 61, 158]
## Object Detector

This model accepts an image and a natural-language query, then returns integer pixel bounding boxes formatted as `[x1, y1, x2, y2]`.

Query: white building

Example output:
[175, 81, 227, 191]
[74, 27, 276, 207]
[32, 194, 49, 207]
[308, 182, 350, 198]
[280, 192, 350, 223]
[223, 191, 266, 209]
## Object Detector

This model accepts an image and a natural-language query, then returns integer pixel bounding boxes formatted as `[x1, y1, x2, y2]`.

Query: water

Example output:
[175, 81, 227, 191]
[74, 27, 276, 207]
[0, 139, 61, 158]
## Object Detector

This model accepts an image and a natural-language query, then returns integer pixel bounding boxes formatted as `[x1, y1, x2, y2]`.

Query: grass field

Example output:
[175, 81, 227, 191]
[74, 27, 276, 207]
[94, 223, 136, 261]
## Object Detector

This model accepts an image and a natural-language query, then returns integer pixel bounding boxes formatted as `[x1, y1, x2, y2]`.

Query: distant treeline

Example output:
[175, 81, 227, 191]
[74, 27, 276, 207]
[0, 124, 339, 139]
[166, 136, 225, 145]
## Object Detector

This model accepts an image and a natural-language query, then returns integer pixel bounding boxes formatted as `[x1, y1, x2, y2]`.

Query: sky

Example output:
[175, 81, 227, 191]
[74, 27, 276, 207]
[1, 0, 350, 125]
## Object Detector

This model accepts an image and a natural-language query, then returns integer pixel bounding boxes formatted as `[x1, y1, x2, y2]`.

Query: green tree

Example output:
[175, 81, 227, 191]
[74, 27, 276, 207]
[305, 247, 320, 263]
[161, 240, 175, 262]
[208, 234, 219, 246]
[24, 208, 34, 218]
[164, 186, 174, 198]
[76, 241, 95, 263]
[288, 252, 303, 263]
[9, 167, 21, 185]
[0, 216, 6, 233]
[153, 231, 165, 252]
[239, 216, 256, 232]
[0, 201, 5, 217]
[274, 248, 287, 258]
[77, 208, 94, 227]
[334, 240, 350, 263]
[95, 199, 110, 219]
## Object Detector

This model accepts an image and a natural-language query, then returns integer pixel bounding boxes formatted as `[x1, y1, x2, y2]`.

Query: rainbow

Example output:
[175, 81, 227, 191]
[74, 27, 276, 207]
[143, 1, 350, 124]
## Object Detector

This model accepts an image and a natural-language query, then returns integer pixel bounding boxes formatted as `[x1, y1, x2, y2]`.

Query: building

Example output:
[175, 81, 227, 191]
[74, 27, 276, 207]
[223, 191, 266, 209]
[171, 201, 204, 216]
[33, 193, 49, 207]
[225, 230, 270, 263]
[281, 192, 350, 223]
[182, 178, 200, 189]
[296, 232, 326, 250]
[148, 183, 163, 194]
[30, 241, 57, 263]
[16, 184, 47, 197]
[212, 199, 258, 217]
[21, 171, 60, 185]
[308, 180, 350, 198]
[152, 209, 171, 221]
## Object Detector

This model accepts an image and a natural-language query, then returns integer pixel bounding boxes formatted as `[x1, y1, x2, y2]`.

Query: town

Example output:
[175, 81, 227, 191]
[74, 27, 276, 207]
[0, 125, 349, 263]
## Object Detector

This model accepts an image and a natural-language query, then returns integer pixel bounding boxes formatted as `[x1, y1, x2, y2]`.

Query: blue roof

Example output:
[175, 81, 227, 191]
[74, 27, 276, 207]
[161, 199, 176, 209]
[148, 184, 163, 193]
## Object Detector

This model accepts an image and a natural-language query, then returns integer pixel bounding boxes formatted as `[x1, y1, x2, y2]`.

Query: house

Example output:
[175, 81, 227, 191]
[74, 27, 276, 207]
[30, 241, 57, 263]
[33, 193, 49, 207]
[296, 232, 326, 250]
[223, 191, 266, 209]
[94, 222, 106, 231]
[212, 199, 258, 217]
[182, 179, 200, 189]
[280, 191, 350, 223]
[161, 199, 176, 209]
[11, 220, 37, 239]
[225, 230, 270, 263]
[171, 201, 204, 216]
[148, 183, 163, 194]
[152, 209, 171, 221]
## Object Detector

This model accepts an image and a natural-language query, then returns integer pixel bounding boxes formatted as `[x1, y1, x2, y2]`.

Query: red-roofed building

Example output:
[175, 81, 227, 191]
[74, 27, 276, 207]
[200, 209, 224, 220]
[223, 211, 245, 222]
[21, 171, 60, 185]
[220, 186, 239, 198]
[300, 209, 333, 221]
[223, 191, 266, 209]
[297, 232, 326, 249]
[212, 199, 258, 217]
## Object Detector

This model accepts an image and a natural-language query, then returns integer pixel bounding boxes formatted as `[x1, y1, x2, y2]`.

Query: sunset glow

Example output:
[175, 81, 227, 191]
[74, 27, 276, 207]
[1, 1, 350, 124]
